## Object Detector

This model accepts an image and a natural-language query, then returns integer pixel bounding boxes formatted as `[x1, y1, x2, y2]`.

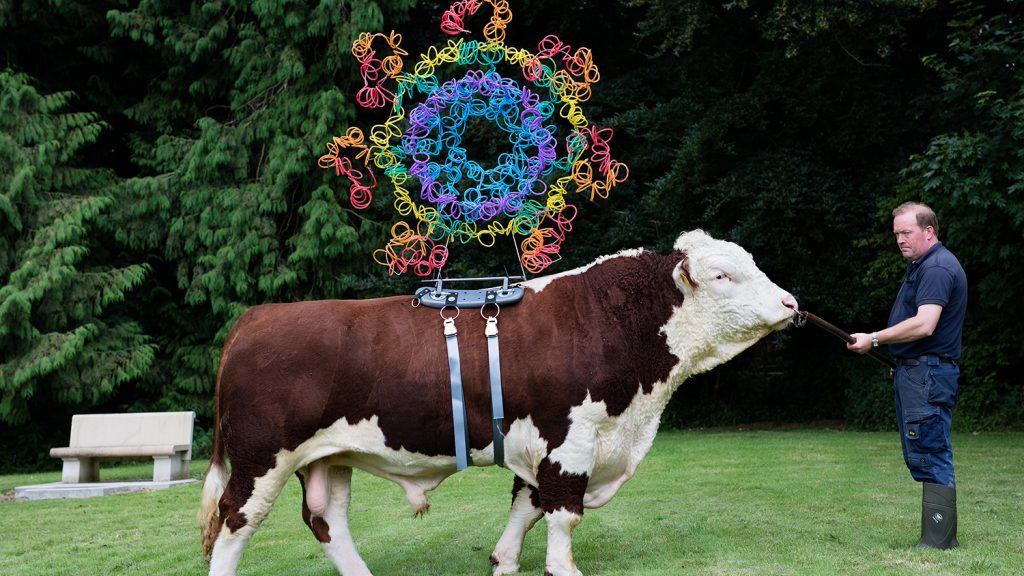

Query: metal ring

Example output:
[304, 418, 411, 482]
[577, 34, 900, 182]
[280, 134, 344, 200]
[480, 302, 500, 319]
[411, 297, 421, 308]
[440, 305, 460, 320]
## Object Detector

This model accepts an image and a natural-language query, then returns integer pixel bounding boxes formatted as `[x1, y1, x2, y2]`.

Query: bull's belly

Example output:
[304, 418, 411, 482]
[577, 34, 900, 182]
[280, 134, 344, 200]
[306, 416, 546, 488]
[274, 381, 672, 513]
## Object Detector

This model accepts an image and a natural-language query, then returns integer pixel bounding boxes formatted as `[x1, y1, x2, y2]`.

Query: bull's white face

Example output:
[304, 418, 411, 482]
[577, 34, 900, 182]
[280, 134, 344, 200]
[667, 230, 798, 372]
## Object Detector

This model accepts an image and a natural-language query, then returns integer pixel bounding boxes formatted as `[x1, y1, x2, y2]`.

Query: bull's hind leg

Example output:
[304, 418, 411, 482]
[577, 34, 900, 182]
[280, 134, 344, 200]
[208, 507, 256, 576]
[491, 476, 544, 576]
[299, 463, 372, 576]
[209, 466, 291, 576]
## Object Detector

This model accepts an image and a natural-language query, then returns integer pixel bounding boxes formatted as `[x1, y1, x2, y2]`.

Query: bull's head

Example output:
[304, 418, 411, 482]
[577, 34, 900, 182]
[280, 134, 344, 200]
[668, 230, 798, 371]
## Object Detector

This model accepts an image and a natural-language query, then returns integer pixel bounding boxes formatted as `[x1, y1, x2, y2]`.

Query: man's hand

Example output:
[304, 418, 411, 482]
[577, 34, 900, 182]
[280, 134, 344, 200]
[847, 332, 874, 354]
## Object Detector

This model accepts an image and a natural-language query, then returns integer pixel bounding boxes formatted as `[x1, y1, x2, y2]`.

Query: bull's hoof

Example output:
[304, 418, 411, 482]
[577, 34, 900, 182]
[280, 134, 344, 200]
[543, 569, 583, 576]
[491, 554, 520, 575]
[412, 501, 430, 517]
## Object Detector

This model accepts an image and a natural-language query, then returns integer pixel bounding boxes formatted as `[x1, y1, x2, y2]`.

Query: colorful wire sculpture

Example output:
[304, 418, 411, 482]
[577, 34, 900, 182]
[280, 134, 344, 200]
[319, 0, 628, 276]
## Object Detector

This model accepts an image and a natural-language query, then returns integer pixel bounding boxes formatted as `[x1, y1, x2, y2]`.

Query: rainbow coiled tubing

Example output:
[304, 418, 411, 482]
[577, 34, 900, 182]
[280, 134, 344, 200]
[318, 0, 628, 276]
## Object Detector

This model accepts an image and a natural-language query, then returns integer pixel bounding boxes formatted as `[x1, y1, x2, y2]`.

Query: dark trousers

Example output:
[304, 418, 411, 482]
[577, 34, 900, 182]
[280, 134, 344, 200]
[893, 356, 959, 487]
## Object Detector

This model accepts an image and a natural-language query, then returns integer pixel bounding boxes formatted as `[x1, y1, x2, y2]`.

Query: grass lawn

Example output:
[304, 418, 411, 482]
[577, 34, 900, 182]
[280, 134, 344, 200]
[1, 430, 1021, 575]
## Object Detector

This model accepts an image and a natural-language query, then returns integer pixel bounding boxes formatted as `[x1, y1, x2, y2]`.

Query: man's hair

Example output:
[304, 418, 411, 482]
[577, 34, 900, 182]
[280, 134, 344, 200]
[893, 201, 939, 237]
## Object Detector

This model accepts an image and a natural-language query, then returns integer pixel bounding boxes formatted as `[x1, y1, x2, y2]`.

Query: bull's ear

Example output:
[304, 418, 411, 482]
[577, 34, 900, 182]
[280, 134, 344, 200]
[674, 251, 698, 292]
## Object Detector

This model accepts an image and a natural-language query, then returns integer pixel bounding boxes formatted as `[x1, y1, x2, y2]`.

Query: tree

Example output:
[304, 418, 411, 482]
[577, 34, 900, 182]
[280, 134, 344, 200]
[900, 0, 1024, 428]
[0, 70, 154, 427]
[97, 0, 420, 420]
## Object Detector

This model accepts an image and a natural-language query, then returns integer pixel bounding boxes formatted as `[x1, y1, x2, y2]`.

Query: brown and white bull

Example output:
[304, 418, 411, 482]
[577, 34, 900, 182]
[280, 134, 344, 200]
[199, 229, 799, 576]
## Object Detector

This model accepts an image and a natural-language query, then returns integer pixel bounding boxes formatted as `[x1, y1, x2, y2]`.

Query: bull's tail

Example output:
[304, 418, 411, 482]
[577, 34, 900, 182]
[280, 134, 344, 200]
[198, 328, 236, 561]
[198, 451, 227, 560]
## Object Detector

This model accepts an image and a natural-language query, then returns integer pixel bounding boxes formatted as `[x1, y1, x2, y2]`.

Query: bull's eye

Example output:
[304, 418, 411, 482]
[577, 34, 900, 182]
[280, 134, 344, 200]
[715, 273, 732, 281]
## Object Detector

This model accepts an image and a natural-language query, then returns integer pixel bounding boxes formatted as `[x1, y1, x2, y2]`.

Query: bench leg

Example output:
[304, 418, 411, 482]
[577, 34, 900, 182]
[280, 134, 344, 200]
[62, 458, 99, 483]
[153, 455, 189, 481]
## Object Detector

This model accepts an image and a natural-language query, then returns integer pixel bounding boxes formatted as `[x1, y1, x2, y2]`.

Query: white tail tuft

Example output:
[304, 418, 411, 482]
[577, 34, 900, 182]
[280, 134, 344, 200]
[198, 461, 228, 561]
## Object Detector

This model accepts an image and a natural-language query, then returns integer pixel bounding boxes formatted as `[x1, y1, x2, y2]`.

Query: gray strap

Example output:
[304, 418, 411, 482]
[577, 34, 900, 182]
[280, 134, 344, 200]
[485, 316, 506, 467]
[444, 317, 471, 471]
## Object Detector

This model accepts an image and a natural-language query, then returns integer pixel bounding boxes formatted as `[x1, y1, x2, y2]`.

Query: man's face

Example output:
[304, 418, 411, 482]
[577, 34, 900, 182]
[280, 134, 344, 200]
[893, 212, 932, 261]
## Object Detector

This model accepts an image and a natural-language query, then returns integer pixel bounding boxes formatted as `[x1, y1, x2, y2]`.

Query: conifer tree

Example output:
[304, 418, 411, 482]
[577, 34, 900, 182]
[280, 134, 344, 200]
[100, 0, 418, 410]
[0, 70, 154, 425]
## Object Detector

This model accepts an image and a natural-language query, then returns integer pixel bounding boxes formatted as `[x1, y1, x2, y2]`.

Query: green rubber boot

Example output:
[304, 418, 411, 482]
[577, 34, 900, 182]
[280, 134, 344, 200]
[916, 482, 959, 550]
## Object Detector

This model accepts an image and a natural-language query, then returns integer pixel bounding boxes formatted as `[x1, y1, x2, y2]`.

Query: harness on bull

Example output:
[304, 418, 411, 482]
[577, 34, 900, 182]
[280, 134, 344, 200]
[317, 0, 629, 471]
[413, 275, 525, 469]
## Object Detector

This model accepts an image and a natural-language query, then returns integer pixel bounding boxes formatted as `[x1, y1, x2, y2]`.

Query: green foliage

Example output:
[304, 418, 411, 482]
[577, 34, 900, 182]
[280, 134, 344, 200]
[103, 0, 415, 299]
[0, 70, 155, 425]
[900, 0, 1024, 429]
[96, 0, 419, 416]
[628, 0, 937, 59]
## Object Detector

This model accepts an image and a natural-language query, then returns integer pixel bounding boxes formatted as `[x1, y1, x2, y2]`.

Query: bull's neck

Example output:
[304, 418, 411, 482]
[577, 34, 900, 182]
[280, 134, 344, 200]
[662, 302, 762, 385]
[566, 250, 695, 444]
[584, 249, 685, 341]
[580, 251, 686, 401]
[576, 250, 757, 403]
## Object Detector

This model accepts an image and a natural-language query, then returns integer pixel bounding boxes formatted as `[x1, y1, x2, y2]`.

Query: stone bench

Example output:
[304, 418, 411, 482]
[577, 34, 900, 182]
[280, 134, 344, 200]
[49, 411, 196, 483]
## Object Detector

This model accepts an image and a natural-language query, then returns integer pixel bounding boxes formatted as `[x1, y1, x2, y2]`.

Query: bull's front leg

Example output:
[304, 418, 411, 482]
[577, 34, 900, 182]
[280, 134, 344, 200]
[538, 458, 589, 576]
[491, 476, 544, 575]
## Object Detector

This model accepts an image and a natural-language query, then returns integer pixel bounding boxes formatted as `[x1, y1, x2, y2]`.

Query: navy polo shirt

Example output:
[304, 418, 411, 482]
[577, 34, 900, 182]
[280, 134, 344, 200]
[887, 242, 967, 360]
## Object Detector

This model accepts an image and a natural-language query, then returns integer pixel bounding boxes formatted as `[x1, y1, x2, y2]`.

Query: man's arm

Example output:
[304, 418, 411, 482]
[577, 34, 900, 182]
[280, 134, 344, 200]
[847, 304, 943, 354]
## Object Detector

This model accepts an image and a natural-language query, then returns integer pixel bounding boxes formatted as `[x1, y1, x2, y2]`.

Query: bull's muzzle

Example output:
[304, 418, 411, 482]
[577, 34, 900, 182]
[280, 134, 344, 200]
[782, 294, 799, 312]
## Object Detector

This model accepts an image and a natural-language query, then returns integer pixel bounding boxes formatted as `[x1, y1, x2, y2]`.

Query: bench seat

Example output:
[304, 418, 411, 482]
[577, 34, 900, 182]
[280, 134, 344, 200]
[50, 444, 192, 459]
[50, 412, 196, 483]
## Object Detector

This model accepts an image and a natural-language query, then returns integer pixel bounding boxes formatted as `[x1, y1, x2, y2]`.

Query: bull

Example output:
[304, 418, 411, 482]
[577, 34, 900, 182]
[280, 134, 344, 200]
[199, 229, 799, 576]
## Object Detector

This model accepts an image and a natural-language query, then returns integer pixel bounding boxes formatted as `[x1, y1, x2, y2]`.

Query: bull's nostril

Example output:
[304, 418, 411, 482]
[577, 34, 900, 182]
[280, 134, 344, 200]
[783, 296, 799, 311]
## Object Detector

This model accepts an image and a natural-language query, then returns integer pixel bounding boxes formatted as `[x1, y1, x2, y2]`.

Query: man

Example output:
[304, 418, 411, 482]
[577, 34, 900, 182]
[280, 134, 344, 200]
[848, 201, 967, 550]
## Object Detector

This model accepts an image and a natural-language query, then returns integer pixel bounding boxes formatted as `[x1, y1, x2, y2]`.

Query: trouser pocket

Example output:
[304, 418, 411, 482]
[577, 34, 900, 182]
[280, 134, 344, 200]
[927, 365, 959, 408]
[904, 412, 947, 454]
